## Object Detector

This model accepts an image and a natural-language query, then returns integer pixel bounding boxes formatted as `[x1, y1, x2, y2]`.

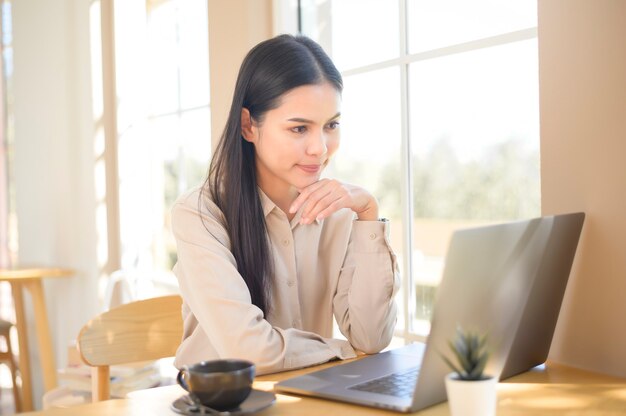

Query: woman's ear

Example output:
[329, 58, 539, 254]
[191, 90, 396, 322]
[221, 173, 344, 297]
[241, 108, 257, 143]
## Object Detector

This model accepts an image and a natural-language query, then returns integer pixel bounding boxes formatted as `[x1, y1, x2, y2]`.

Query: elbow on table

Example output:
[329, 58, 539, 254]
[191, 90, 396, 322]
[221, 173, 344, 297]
[215, 333, 287, 375]
[347, 305, 398, 354]
[350, 326, 395, 355]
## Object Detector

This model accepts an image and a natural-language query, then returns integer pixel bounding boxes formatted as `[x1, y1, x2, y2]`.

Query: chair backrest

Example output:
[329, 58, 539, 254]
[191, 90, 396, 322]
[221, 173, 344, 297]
[77, 295, 183, 401]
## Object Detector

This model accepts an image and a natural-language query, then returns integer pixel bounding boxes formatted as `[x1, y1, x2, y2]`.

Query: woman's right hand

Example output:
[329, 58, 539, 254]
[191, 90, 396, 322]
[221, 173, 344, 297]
[289, 178, 379, 224]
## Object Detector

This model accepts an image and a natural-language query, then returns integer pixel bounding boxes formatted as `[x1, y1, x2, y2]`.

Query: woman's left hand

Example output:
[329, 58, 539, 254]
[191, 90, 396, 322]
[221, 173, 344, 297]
[289, 179, 379, 224]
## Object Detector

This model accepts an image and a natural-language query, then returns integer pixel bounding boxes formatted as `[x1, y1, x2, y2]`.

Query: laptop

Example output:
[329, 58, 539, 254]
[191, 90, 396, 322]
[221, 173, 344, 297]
[275, 212, 585, 412]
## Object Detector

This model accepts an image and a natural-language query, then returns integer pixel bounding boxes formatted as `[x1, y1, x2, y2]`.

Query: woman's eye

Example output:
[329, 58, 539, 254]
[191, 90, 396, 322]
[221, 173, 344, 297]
[291, 126, 307, 134]
[326, 121, 340, 130]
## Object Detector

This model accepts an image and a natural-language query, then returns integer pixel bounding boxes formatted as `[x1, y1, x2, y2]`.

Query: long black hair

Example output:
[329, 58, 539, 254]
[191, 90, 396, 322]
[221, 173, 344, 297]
[201, 35, 342, 315]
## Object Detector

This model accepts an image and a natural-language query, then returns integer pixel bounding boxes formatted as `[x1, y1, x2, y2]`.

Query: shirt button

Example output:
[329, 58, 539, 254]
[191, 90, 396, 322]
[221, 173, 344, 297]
[282, 239, 290, 246]
[369, 233, 377, 240]
[287, 280, 295, 287]
[292, 320, 299, 327]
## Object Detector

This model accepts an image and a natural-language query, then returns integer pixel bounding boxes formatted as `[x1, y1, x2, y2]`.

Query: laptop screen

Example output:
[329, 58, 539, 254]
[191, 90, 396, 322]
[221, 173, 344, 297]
[412, 212, 584, 410]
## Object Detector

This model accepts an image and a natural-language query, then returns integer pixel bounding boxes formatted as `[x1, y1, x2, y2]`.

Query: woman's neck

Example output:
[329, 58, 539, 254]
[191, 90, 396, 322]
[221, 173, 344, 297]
[258, 181, 299, 221]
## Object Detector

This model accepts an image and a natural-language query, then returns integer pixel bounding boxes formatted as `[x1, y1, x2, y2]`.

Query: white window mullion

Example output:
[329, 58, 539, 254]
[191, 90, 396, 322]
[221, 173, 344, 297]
[399, 0, 417, 343]
[341, 27, 537, 78]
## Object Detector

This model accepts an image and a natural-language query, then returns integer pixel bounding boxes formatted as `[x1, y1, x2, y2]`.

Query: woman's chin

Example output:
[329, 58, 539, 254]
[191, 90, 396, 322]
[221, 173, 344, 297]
[292, 176, 321, 191]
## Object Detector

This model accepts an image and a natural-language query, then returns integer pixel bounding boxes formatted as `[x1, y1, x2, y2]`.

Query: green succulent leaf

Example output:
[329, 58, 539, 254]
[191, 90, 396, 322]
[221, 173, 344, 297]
[442, 326, 490, 380]
[441, 354, 462, 377]
[469, 353, 489, 379]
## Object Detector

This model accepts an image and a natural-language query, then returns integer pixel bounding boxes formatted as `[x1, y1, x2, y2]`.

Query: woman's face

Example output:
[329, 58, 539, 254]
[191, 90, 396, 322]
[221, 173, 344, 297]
[242, 82, 341, 197]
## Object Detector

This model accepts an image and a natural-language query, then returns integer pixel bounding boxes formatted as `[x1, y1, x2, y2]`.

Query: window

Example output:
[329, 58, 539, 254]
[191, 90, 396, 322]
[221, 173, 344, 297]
[0, 0, 15, 390]
[115, 0, 210, 290]
[0, 0, 15, 316]
[298, 0, 540, 340]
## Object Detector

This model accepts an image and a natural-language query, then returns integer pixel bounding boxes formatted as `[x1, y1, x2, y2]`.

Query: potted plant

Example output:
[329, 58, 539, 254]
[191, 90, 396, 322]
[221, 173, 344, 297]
[442, 327, 497, 416]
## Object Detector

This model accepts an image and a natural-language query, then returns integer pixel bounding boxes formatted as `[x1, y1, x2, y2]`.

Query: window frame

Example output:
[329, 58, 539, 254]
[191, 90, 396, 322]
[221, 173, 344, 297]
[293, 0, 539, 343]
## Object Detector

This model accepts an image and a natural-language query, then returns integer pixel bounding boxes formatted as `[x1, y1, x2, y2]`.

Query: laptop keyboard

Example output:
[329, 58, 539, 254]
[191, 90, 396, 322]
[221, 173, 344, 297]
[348, 366, 420, 398]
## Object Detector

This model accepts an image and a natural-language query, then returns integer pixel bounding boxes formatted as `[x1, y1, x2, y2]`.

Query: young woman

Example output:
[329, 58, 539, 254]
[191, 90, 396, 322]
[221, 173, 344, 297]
[172, 34, 399, 375]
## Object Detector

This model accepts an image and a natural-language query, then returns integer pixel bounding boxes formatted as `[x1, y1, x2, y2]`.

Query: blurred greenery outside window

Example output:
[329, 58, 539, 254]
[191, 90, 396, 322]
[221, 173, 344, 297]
[116, 0, 210, 286]
[299, 0, 540, 340]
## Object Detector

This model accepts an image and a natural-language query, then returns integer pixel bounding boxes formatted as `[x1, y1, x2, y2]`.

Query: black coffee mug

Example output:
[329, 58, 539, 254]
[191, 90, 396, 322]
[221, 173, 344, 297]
[177, 359, 255, 411]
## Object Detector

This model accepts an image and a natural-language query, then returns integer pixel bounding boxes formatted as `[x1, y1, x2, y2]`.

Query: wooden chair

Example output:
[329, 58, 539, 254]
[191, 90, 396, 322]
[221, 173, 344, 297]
[0, 318, 21, 412]
[77, 295, 183, 402]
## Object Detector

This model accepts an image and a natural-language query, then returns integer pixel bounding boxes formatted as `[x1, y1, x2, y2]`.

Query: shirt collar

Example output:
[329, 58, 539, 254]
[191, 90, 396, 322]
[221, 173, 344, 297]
[258, 187, 276, 218]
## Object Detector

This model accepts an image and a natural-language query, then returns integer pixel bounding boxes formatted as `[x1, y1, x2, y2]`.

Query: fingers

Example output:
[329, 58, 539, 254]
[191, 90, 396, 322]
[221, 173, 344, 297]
[288, 179, 329, 214]
[289, 179, 376, 224]
[292, 179, 352, 224]
[301, 185, 348, 224]
[312, 197, 347, 222]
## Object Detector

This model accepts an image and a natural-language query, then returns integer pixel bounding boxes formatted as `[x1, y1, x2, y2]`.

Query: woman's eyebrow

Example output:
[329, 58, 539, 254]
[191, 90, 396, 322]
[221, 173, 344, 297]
[287, 112, 341, 124]
[328, 112, 341, 121]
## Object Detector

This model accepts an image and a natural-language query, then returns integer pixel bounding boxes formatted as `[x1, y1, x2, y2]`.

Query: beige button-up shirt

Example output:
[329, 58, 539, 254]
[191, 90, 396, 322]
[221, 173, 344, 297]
[172, 187, 400, 374]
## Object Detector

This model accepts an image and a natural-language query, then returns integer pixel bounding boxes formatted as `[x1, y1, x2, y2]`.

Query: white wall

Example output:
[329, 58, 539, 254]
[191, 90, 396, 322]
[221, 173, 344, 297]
[207, 0, 273, 148]
[12, 0, 100, 407]
[540, 0, 626, 377]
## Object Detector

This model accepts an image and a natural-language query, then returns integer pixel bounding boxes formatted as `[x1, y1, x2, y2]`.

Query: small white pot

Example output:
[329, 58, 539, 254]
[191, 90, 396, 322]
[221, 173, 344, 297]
[445, 373, 497, 416]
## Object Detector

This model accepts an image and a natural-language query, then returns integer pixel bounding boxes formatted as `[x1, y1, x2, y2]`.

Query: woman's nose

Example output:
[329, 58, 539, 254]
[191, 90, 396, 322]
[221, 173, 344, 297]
[306, 131, 328, 156]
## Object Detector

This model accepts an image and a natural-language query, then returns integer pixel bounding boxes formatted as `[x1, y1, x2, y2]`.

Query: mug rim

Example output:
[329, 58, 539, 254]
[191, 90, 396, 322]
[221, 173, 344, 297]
[182, 358, 255, 376]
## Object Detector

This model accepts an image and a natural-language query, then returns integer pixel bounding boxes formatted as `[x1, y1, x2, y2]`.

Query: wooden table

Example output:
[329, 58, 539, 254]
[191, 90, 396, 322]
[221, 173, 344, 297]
[0, 266, 74, 411]
[18, 359, 626, 415]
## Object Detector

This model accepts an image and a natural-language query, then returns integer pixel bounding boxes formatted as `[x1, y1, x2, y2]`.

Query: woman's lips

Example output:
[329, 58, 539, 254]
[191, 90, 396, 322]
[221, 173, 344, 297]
[297, 164, 321, 174]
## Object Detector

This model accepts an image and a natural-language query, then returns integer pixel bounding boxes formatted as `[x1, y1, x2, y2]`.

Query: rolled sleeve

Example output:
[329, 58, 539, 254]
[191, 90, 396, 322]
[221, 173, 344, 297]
[333, 219, 400, 354]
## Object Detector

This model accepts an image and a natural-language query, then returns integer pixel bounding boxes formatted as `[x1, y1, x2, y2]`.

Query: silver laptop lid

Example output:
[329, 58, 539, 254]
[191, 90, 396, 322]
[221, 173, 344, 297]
[411, 212, 584, 411]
